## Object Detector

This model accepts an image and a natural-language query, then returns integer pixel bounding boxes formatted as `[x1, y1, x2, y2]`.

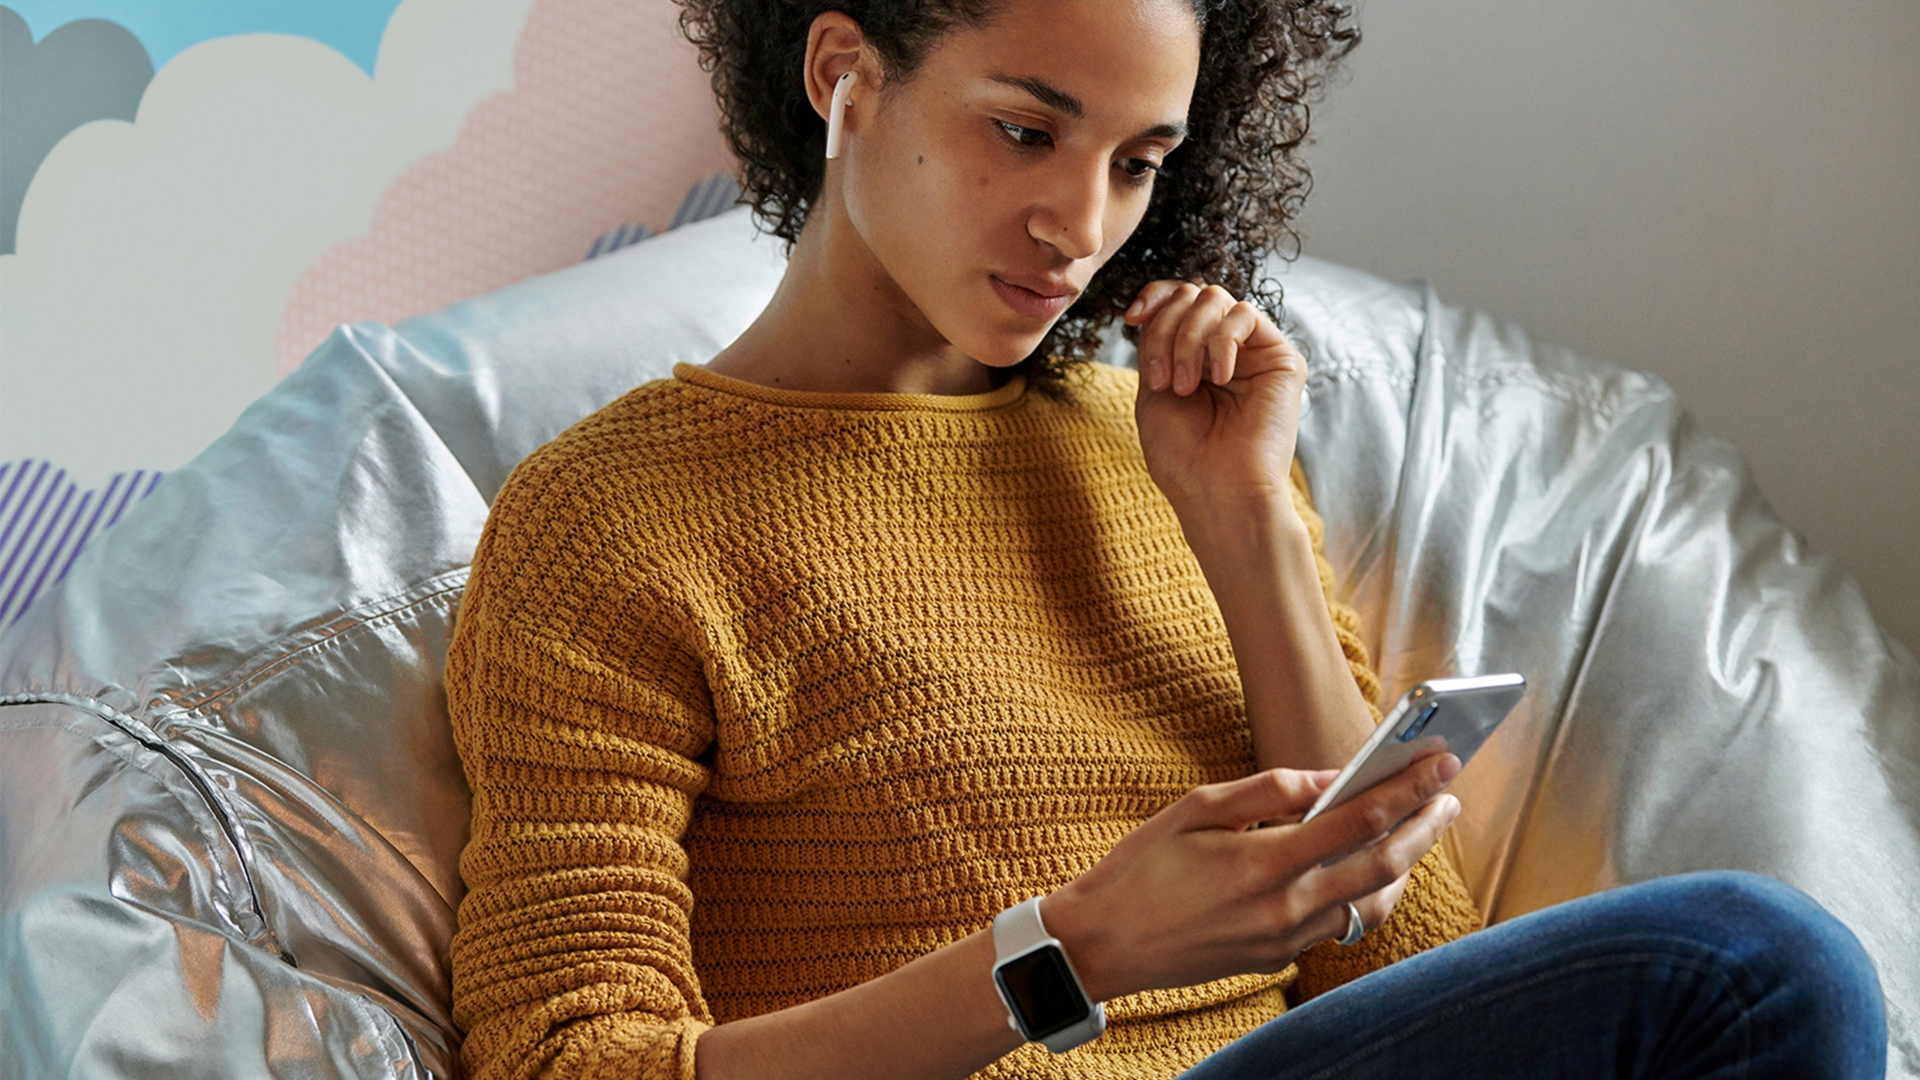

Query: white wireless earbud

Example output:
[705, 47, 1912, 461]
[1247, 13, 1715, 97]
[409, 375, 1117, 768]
[825, 71, 856, 160]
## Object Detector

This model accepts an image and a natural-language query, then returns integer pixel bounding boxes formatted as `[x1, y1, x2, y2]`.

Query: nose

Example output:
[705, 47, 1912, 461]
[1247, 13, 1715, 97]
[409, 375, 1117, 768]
[1027, 157, 1106, 262]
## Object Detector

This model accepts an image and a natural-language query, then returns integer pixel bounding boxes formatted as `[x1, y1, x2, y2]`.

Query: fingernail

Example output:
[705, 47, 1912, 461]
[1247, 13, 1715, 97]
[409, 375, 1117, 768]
[1127, 298, 1143, 318]
[1440, 794, 1462, 824]
[1434, 753, 1461, 783]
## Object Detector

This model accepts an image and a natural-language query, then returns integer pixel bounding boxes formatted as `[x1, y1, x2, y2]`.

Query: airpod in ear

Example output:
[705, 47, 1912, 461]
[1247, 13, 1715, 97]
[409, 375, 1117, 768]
[825, 71, 856, 160]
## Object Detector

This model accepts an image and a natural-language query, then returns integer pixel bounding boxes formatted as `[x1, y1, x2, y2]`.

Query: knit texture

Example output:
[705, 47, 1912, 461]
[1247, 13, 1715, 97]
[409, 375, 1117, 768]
[448, 362, 1483, 1080]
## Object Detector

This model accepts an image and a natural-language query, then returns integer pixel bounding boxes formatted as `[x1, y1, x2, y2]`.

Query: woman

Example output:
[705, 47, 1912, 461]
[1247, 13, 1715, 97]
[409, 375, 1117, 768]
[445, 1, 1887, 1077]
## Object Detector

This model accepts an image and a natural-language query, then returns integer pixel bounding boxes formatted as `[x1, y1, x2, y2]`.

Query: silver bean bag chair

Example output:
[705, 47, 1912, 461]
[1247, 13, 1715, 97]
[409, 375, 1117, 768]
[3, 208, 1915, 1078]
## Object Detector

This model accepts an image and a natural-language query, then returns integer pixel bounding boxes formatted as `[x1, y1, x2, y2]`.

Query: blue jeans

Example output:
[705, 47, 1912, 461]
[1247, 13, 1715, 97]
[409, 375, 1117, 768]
[1181, 872, 1886, 1079]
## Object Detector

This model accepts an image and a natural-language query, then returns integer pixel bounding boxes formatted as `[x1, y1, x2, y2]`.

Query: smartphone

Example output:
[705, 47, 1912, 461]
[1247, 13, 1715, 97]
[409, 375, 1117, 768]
[1300, 673, 1526, 823]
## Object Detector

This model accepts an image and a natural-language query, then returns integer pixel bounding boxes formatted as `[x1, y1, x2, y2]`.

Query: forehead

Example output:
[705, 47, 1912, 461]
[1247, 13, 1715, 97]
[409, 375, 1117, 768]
[917, 0, 1202, 125]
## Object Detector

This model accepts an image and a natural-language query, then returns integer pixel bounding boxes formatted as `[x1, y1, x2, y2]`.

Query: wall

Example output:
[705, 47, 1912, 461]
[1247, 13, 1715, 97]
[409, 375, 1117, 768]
[1297, 0, 1920, 656]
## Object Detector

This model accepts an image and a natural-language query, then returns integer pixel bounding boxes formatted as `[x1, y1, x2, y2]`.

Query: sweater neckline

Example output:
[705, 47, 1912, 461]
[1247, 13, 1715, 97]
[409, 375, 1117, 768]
[673, 362, 1029, 413]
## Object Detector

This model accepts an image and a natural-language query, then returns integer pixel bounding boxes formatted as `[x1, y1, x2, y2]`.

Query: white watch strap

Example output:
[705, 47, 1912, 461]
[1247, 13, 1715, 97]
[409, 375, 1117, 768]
[992, 896, 1052, 959]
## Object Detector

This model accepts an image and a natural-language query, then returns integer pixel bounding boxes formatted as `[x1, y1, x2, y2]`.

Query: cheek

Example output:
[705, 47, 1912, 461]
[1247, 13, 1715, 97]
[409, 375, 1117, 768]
[921, 149, 1003, 232]
[1101, 193, 1152, 264]
[863, 145, 998, 282]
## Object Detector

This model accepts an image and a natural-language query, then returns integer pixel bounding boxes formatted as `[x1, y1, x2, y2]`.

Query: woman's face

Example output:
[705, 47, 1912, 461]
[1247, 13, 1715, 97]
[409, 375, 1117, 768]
[836, 0, 1202, 369]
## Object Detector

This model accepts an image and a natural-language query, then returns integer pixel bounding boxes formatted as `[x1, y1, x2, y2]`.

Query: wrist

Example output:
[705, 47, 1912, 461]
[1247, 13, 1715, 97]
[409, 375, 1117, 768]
[1173, 494, 1316, 596]
[991, 893, 1108, 1053]
[1036, 885, 1121, 1005]
[1171, 486, 1307, 546]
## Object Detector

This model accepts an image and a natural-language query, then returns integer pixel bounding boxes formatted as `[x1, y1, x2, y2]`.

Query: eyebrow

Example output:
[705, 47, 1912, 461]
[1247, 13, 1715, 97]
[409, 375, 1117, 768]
[987, 73, 1188, 141]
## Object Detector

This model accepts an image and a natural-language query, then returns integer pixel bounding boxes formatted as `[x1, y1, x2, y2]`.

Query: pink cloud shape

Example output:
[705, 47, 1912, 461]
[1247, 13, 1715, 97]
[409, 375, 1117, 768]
[275, 0, 737, 375]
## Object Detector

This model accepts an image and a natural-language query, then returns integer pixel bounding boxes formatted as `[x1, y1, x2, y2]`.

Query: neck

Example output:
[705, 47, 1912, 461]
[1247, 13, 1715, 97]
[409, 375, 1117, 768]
[705, 197, 998, 396]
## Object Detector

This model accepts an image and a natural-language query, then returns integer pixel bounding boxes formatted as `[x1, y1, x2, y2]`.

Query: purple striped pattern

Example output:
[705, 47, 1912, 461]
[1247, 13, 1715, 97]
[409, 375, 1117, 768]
[0, 460, 162, 629]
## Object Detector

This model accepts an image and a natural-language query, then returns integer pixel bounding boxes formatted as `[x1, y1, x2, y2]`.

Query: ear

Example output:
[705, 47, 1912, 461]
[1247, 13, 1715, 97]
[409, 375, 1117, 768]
[804, 11, 873, 125]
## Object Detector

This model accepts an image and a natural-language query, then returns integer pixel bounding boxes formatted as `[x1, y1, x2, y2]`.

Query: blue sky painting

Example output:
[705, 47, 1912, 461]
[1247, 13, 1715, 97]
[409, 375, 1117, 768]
[6, 0, 406, 75]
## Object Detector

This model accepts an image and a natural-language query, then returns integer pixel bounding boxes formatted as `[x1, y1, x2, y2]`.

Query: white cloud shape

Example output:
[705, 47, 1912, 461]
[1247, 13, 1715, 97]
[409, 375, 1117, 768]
[0, 0, 537, 486]
[272, 0, 735, 378]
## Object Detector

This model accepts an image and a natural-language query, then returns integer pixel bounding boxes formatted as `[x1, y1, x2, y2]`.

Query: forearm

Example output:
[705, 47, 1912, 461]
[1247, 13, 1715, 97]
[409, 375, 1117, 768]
[1176, 492, 1376, 772]
[695, 930, 1023, 1080]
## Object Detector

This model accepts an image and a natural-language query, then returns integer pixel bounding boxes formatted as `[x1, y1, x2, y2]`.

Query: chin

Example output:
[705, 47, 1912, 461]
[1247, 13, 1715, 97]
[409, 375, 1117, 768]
[951, 325, 1055, 370]
[923, 284, 1059, 368]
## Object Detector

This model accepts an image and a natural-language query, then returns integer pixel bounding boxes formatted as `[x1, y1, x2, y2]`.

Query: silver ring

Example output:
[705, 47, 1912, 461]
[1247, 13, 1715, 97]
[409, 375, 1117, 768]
[1337, 902, 1364, 946]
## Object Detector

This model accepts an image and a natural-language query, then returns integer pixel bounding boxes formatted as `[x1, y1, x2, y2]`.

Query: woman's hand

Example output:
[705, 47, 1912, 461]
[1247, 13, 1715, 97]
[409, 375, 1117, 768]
[1126, 280, 1306, 513]
[1039, 752, 1462, 1004]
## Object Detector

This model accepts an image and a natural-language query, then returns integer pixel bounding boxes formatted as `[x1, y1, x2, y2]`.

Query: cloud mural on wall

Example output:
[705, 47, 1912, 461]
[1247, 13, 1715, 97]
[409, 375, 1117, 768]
[0, 0, 538, 484]
[274, 0, 734, 375]
[1, 0, 733, 487]
[4, 0, 406, 75]
[0, 10, 152, 253]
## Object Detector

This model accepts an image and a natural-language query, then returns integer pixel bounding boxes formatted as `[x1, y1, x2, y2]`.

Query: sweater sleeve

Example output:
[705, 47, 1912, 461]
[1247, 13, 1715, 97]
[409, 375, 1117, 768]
[447, 466, 717, 1080]
[1283, 461, 1486, 1001]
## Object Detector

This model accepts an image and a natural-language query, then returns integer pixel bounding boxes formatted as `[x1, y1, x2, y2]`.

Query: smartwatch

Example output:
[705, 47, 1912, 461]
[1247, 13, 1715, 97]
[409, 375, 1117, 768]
[991, 896, 1106, 1053]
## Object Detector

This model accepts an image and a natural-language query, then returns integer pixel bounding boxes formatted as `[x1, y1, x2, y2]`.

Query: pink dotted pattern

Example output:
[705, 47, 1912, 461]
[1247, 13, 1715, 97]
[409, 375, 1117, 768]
[274, 0, 737, 376]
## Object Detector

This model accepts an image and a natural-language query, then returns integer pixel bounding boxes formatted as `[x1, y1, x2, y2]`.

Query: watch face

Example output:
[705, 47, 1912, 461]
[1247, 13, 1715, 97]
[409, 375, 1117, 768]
[994, 944, 1091, 1039]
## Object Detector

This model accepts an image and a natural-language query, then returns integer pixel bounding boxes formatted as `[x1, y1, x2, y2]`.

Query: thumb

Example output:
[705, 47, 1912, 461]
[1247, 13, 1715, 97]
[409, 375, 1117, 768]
[1180, 768, 1337, 831]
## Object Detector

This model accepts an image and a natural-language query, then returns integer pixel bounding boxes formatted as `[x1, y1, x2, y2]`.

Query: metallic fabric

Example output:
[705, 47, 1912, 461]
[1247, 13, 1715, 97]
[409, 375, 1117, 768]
[1275, 262, 1919, 1080]
[2, 209, 1914, 1077]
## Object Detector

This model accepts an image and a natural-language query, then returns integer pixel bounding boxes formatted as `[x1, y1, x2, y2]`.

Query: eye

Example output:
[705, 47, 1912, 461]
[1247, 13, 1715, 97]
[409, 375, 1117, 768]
[994, 119, 1052, 148]
[1118, 158, 1163, 186]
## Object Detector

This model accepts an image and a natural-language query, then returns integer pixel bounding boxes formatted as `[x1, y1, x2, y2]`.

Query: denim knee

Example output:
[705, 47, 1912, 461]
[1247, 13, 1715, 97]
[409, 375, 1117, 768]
[1648, 870, 1886, 1071]
[1657, 872, 1874, 979]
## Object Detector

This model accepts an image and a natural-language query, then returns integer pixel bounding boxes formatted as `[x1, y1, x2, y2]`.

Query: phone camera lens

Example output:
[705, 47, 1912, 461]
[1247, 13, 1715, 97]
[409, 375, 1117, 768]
[1398, 702, 1441, 742]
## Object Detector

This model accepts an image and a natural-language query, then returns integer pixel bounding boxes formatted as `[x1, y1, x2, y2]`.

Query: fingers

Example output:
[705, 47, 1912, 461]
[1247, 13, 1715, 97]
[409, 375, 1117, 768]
[1305, 895, 1364, 946]
[1205, 303, 1261, 386]
[1307, 868, 1411, 946]
[1350, 873, 1411, 937]
[1294, 752, 1461, 870]
[1129, 282, 1251, 395]
[1178, 768, 1340, 832]
[1276, 790, 1453, 950]
[1134, 282, 1201, 393]
[1227, 753, 1457, 946]
[1169, 291, 1249, 392]
[1310, 794, 1457, 930]
[1125, 280, 1186, 325]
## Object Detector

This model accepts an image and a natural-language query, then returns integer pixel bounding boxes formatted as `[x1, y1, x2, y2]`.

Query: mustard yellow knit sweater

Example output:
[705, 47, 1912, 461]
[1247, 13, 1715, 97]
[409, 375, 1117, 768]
[448, 362, 1482, 1080]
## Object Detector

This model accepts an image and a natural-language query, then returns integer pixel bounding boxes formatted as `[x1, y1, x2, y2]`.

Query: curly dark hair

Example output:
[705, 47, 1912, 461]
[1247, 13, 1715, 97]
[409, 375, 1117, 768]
[676, 0, 1358, 395]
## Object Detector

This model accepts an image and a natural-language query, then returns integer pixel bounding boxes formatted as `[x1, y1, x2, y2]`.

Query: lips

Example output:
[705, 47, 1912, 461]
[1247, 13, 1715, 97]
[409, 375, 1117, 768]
[990, 274, 1077, 322]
